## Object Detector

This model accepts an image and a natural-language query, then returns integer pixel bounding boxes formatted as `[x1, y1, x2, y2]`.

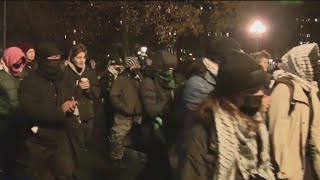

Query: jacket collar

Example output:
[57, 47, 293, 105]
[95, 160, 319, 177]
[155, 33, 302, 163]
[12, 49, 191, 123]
[68, 62, 85, 76]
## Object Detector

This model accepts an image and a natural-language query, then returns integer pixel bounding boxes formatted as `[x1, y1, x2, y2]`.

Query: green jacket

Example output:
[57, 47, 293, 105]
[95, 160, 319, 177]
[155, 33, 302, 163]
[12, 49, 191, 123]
[0, 70, 23, 135]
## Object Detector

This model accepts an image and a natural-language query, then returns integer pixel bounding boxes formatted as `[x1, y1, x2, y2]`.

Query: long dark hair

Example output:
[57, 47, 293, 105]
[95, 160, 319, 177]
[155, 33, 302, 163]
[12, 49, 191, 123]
[198, 86, 263, 133]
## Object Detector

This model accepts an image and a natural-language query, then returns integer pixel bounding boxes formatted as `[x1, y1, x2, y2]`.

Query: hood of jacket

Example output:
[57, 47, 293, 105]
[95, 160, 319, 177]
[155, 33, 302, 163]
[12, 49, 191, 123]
[150, 50, 178, 72]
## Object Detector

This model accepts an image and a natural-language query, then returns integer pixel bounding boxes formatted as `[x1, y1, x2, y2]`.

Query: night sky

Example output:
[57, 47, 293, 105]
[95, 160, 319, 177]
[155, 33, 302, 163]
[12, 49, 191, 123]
[0, 1, 319, 58]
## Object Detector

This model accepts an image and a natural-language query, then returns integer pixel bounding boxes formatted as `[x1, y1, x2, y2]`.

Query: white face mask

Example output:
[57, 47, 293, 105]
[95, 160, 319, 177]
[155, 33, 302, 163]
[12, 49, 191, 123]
[203, 58, 219, 76]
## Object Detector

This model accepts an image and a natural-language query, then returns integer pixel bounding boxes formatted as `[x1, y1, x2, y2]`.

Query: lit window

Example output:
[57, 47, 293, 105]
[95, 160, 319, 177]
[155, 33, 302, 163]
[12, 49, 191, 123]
[307, 34, 310, 38]
[64, 35, 67, 39]
[73, 41, 76, 45]
[300, 41, 303, 45]
[226, 32, 229, 37]
[301, 25, 303, 29]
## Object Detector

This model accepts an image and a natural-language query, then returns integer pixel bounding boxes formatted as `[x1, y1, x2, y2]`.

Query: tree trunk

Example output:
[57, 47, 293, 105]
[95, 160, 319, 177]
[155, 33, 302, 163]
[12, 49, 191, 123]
[122, 24, 129, 58]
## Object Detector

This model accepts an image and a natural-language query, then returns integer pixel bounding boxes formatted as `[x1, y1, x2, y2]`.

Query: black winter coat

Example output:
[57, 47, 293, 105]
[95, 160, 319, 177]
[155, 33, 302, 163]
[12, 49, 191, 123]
[60, 64, 100, 122]
[17, 69, 75, 180]
[140, 73, 185, 121]
[19, 71, 67, 142]
[177, 117, 245, 180]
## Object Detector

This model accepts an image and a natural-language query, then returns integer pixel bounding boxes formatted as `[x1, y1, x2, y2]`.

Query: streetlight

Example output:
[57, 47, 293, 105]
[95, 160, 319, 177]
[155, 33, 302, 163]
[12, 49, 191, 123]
[249, 20, 266, 51]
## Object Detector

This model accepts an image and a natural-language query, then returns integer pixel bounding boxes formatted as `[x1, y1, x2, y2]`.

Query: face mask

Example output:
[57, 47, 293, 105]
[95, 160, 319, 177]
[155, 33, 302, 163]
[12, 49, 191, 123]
[239, 95, 263, 117]
[38, 59, 62, 80]
[11, 58, 26, 75]
[159, 69, 174, 81]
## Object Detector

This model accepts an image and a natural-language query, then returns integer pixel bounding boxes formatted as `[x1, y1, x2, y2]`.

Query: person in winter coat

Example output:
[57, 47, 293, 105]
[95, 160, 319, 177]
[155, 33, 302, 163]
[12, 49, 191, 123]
[166, 38, 242, 175]
[16, 42, 77, 180]
[138, 50, 185, 180]
[0, 47, 27, 177]
[16, 42, 37, 73]
[183, 37, 242, 112]
[178, 50, 275, 180]
[60, 44, 100, 153]
[100, 56, 124, 137]
[140, 50, 185, 125]
[268, 43, 320, 180]
[109, 56, 143, 164]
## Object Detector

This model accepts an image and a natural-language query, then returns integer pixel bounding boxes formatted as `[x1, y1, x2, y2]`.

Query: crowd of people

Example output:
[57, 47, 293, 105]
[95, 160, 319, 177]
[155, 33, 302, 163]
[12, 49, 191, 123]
[0, 37, 320, 180]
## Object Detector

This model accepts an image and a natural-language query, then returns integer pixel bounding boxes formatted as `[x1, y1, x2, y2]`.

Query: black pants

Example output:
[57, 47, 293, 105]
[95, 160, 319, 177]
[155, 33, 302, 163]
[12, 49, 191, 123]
[68, 118, 93, 151]
[16, 135, 74, 180]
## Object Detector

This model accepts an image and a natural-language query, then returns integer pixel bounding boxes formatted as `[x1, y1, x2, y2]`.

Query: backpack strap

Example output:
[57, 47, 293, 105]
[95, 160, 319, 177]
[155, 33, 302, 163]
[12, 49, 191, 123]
[272, 77, 295, 116]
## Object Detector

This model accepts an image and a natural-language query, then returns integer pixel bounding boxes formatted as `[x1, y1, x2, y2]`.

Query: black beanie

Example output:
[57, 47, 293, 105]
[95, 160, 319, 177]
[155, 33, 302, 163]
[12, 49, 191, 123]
[205, 37, 241, 63]
[37, 42, 61, 59]
[215, 50, 267, 97]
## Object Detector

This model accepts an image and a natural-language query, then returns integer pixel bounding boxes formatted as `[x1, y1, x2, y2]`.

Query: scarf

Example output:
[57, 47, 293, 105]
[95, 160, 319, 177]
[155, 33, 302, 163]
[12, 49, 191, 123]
[213, 106, 275, 180]
[68, 62, 85, 76]
[0, 58, 11, 75]
[108, 65, 120, 79]
[281, 43, 319, 82]
[157, 71, 175, 90]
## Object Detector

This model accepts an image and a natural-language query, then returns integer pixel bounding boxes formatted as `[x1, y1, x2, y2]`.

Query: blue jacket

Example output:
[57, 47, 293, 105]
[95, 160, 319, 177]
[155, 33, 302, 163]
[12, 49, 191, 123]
[182, 72, 216, 110]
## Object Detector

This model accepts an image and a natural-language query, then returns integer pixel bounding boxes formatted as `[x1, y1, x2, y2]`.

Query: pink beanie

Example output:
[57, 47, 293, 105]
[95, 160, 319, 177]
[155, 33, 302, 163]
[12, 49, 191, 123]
[3, 47, 26, 74]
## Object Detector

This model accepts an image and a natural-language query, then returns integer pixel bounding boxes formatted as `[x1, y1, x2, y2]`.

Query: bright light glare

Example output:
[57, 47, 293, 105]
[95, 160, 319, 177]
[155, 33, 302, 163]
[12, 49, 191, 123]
[141, 47, 147, 52]
[249, 20, 266, 34]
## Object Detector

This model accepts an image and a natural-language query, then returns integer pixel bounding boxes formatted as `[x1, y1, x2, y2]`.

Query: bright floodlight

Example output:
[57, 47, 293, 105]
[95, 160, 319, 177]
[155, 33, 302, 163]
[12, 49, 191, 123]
[249, 20, 266, 34]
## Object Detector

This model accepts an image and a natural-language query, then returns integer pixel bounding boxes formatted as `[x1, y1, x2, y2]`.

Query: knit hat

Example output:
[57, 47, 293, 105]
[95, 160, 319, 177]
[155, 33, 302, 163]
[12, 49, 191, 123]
[125, 56, 140, 69]
[37, 42, 61, 59]
[215, 50, 267, 97]
[16, 42, 34, 53]
[205, 37, 241, 63]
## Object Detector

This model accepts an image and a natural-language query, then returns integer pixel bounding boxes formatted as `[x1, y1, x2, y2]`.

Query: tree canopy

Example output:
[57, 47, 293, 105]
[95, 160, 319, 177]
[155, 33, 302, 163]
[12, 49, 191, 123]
[2, 1, 253, 56]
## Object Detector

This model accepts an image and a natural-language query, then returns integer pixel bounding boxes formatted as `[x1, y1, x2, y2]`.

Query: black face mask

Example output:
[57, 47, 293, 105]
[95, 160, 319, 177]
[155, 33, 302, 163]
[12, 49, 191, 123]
[38, 59, 62, 81]
[239, 95, 263, 117]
